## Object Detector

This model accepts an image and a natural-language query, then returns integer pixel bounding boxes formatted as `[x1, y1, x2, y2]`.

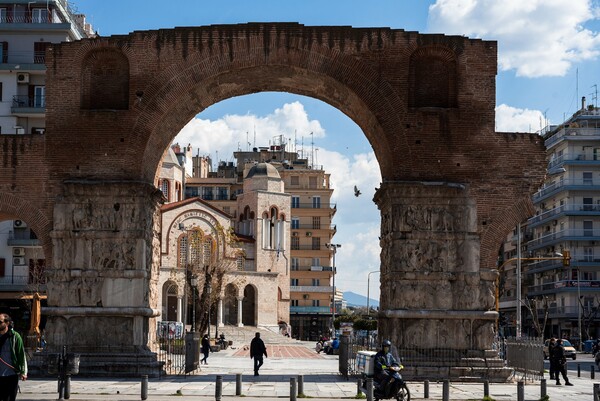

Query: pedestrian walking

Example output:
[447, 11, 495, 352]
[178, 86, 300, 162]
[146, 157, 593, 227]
[0, 313, 28, 401]
[552, 339, 573, 386]
[548, 338, 557, 380]
[200, 334, 210, 365]
[250, 332, 267, 376]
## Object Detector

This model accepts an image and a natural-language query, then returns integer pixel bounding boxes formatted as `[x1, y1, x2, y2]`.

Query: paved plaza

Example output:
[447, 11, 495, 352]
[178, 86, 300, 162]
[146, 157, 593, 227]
[16, 342, 598, 400]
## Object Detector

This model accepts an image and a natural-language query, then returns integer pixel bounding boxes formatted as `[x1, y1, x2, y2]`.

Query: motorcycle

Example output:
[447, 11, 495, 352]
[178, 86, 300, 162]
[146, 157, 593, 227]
[364, 365, 410, 401]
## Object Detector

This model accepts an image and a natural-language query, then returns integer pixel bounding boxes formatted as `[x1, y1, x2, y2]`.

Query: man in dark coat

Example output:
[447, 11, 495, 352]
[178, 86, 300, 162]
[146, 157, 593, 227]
[548, 338, 557, 380]
[250, 332, 267, 376]
[551, 339, 573, 386]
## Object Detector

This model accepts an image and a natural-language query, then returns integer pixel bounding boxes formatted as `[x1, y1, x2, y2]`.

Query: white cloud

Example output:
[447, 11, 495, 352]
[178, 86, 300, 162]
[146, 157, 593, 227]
[428, 0, 600, 77]
[175, 101, 326, 166]
[173, 101, 382, 298]
[495, 104, 546, 133]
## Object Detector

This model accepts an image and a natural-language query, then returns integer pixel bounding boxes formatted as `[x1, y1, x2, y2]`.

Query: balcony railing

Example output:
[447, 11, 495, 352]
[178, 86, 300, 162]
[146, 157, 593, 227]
[548, 152, 600, 169]
[535, 306, 580, 319]
[528, 203, 600, 226]
[0, 275, 45, 290]
[291, 224, 337, 231]
[291, 203, 336, 209]
[12, 95, 45, 109]
[527, 228, 600, 249]
[291, 245, 331, 251]
[533, 179, 600, 201]
[545, 126, 600, 148]
[528, 279, 600, 295]
[290, 285, 333, 293]
[290, 306, 331, 314]
[291, 265, 333, 272]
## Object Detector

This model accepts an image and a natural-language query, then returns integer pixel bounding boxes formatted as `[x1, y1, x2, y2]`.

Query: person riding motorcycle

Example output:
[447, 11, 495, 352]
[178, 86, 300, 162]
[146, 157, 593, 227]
[374, 340, 403, 398]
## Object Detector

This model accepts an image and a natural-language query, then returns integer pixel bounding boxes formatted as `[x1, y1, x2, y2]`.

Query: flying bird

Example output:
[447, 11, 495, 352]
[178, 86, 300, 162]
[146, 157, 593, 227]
[354, 186, 361, 197]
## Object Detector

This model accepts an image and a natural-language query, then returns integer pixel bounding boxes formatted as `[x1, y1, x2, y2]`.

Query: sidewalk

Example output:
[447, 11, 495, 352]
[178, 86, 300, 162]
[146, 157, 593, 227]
[18, 343, 597, 400]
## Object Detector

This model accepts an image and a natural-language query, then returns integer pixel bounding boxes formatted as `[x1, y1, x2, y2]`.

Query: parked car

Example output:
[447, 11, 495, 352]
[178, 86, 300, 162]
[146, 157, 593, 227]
[543, 339, 577, 360]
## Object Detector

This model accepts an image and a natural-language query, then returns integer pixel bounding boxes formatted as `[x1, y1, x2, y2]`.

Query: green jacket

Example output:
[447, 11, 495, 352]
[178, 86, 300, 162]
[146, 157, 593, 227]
[5, 329, 28, 376]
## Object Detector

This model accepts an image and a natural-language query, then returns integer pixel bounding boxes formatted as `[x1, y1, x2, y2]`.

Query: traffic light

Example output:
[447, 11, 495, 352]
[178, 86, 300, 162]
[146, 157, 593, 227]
[562, 250, 571, 267]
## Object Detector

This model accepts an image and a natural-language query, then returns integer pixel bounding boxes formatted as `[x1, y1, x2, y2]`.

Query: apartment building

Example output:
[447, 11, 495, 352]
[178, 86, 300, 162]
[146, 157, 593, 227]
[526, 104, 600, 342]
[0, 0, 93, 332]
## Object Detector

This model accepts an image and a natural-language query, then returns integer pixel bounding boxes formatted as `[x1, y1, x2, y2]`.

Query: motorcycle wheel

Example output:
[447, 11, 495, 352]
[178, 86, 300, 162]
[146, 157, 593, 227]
[395, 383, 410, 401]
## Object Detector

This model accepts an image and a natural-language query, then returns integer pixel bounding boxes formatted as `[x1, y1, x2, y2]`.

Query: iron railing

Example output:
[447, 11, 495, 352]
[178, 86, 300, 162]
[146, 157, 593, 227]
[504, 337, 544, 380]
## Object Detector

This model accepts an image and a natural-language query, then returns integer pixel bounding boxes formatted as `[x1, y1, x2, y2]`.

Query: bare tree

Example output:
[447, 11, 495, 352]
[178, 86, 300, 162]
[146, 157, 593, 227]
[183, 222, 239, 334]
[579, 296, 600, 341]
[522, 296, 549, 338]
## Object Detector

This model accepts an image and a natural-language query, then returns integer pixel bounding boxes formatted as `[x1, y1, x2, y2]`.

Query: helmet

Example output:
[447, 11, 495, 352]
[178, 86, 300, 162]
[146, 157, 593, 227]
[382, 340, 392, 347]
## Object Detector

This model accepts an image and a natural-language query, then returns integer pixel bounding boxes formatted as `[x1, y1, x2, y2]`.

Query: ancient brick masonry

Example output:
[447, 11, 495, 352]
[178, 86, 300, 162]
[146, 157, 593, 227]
[0, 23, 546, 377]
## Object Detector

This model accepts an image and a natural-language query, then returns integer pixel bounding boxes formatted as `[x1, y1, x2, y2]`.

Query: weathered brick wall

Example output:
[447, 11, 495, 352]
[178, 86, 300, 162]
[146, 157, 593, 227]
[3, 23, 545, 272]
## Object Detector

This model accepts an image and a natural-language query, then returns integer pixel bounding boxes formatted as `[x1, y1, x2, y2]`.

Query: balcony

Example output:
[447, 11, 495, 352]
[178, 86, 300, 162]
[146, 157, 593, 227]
[290, 306, 331, 314]
[290, 285, 333, 293]
[527, 228, 600, 250]
[0, 275, 45, 292]
[545, 126, 600, 149]
[528, 203, 600, 227]
[291, 203, 336, 209]
[548, 152, 600, 170]
[11, 95, 45, 117]
[291, 245, 332, 251]
[536, 306, 580, 319]
[533, 179, 600, 203]
[291, 224, 337, 231]
[528, 279, 600, 296]
[7, 229, 40, 247]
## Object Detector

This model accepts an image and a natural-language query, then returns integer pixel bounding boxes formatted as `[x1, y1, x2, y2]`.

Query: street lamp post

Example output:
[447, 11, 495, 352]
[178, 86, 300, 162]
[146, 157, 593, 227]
[326, 243, 341, 336]
[366, 270, 380, 317]
[190, 275, 198, 332]
[207, 279, 212, 340]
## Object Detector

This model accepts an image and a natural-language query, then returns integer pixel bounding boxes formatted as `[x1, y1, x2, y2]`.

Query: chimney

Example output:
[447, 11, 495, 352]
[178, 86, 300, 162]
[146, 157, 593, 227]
[582, 96, 586, 110]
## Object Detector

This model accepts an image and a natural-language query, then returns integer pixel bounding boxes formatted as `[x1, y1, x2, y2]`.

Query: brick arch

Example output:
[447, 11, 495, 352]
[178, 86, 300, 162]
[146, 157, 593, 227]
[80, 47, 130, 110]
[479, 197, 536, 271]
[131, 40, 403, 183]
[409, 45, 458, 108]
[0, 193, 52, 262]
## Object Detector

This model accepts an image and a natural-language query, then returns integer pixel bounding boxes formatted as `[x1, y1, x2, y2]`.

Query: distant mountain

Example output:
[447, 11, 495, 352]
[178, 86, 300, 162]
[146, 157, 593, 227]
[344, 291, 379, 308]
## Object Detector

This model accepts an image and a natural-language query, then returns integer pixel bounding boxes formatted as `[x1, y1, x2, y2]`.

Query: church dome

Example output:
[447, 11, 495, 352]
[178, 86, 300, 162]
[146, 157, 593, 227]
[246, 162, 281, 179]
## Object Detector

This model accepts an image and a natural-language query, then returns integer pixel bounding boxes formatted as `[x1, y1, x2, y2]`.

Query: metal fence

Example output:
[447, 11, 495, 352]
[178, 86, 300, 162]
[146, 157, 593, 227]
[342, 335, 543, 382]
[504, 336, 544, 381]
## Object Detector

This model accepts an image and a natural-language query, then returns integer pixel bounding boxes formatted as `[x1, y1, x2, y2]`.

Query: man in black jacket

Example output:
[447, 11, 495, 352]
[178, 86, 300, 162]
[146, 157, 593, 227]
[552, 339, 573, 386]
[250, 332, 267, 376]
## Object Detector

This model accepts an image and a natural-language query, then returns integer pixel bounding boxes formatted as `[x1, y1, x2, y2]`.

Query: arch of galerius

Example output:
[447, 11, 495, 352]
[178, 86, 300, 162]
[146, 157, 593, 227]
[0, 23, 546, 377]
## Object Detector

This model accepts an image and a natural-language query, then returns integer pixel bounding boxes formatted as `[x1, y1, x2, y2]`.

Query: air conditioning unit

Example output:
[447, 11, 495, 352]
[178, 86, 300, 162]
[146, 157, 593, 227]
[306, 232, 312, 237]
[13, 247, 25, 256]
[13, 257, 26, 266]
[17, 73, 29, 83]
[13, 220, 27, 228]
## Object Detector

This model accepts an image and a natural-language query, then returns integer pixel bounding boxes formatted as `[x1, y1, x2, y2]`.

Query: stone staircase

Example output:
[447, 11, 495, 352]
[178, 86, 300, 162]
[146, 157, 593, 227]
[212, 324, 305, 348]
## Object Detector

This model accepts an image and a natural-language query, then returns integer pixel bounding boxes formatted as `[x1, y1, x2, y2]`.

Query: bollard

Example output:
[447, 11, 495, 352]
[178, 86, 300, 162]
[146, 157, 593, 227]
[216, 375, 223, 401]
[517, 381, 524, 401]
[366, 378, 374, 401]
[424, 379, 429, 399]
[442, 380, 449, 401]
[483, 380, 489, 397]
[540, 379, 546, 398]
[357, 379, 363, 397]
[290, 377, 297, 401]
[64, 375, 71, 400]
[594, 383, 600, 401]
[141, 375, 148, 401]
[593, 365, 596, 380]
[236, 373, 242, 396]
[298, 374, 304, 396]
[578, 363, 581, 377]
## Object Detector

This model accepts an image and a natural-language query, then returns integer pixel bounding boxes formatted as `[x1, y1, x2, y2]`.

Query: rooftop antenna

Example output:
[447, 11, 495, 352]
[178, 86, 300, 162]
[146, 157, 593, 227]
[301, 136, 304, 159]
[576, 68, 579, 109]
[294, 130, 297, 154]
[310, 132, 314, 168]
[591, 84, 598, 108]
[246, 131, 249, 151]
[253, 126, 256, 149]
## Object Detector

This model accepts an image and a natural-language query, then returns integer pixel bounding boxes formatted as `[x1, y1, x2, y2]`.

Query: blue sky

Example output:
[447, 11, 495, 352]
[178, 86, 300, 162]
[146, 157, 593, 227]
[77, 0, 600, 299]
